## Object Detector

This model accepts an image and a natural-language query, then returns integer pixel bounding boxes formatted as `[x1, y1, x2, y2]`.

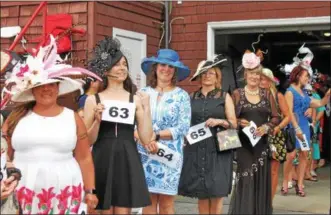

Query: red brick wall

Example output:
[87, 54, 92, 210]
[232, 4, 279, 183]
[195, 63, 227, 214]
[0, 1, 163, 109]
[94, 1, 163, 57]
[0, 1, 89, 67]
[170, 1, 330, 92]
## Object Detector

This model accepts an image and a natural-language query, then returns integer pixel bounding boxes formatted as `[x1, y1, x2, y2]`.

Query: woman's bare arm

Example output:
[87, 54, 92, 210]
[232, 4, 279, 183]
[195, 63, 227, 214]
[73, 112, 95, 190]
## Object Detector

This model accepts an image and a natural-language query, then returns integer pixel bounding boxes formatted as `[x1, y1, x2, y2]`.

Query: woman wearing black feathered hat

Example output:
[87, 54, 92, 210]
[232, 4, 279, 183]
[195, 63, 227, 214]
[83, 36, 154, 213]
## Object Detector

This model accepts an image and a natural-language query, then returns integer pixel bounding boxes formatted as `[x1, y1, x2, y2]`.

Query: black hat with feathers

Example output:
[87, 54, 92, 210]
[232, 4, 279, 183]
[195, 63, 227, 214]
[88, 36, 128, 77]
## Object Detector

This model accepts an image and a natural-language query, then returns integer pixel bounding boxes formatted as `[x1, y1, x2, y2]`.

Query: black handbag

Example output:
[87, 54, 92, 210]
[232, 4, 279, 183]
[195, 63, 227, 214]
[284, 127, 296, 153]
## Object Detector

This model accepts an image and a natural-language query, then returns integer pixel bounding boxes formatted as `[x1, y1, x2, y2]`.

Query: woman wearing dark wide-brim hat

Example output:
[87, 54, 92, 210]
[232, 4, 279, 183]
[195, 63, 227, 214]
[178, 55, 237, 214]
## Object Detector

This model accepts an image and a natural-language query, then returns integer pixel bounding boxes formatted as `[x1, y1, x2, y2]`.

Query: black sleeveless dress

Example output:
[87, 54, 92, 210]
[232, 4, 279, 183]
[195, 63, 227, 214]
[92, 93, 151, 209]
[178, 88, 233, 199]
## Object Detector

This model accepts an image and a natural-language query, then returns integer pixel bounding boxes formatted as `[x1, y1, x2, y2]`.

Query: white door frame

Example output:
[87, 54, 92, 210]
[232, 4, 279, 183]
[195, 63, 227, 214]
[113, 27, 147, 58]
[207, 16, 330, 59]
[113, 27, 147, 88]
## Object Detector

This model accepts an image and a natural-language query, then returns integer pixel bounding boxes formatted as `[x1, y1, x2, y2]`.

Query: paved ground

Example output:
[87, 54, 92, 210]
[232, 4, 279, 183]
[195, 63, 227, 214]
[132, 164, 329, 214]
[174, 164, 330, 214]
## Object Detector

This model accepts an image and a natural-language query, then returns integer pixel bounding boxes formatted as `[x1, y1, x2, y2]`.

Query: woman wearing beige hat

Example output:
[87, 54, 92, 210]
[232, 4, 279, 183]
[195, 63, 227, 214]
[179, 55, 237, 214]
[259, 68, 290, 201]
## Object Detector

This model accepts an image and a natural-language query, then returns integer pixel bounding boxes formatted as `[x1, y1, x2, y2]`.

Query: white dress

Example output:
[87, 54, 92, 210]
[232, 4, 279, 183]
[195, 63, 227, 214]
[12, 108, 84, 215]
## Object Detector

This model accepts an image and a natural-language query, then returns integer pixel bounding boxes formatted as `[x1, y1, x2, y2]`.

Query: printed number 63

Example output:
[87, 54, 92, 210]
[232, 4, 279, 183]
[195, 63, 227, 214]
[157, 149, 173, 161]
[190, 128, 206, 140]
[109, 107, 129, 118]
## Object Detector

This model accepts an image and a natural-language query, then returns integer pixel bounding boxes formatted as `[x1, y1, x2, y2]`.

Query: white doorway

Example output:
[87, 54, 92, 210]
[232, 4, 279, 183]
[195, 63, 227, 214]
[207, 16, 330, 59]
[206, 16, 330, 91]
[113, 27, 147, 90]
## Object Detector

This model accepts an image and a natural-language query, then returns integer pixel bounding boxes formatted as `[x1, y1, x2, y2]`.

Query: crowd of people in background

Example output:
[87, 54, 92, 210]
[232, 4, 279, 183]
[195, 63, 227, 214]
[1, 35, 330, 215]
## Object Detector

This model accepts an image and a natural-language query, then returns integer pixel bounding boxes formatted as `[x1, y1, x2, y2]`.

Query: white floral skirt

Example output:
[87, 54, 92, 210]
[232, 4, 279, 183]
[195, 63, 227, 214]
[14, 153, 84, 215]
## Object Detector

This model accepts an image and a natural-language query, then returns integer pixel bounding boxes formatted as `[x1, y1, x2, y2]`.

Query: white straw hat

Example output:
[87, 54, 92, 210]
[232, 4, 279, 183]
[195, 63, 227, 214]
[1, 35, 102, 105]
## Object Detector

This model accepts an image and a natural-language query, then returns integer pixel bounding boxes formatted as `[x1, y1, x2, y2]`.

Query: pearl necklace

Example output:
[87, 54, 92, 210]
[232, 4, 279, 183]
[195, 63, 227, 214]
[244, 86, 259, 96]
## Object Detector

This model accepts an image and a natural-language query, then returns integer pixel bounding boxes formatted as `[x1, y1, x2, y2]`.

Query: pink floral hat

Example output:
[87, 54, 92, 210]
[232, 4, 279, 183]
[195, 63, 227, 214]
[242, 52, 261, 70]
[1, 35, 102, 106]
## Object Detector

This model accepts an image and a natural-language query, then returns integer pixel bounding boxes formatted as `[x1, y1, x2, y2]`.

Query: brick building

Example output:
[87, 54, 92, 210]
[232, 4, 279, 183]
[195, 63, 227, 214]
[0, 1, 163, 109]
[170, 1, 330, 92]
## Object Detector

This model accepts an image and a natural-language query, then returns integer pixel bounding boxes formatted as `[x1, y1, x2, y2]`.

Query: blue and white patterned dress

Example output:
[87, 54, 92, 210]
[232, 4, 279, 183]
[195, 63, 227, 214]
[137, 86, 191, 195]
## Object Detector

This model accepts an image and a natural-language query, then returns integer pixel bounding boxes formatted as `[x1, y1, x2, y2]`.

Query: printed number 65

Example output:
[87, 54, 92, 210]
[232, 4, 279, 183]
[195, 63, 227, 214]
[190, 128, 206, 140]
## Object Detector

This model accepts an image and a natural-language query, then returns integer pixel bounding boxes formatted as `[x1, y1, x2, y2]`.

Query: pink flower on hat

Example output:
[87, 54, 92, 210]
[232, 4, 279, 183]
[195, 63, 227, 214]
[274, 77, 280, 86]
[242, 53, 260, 69]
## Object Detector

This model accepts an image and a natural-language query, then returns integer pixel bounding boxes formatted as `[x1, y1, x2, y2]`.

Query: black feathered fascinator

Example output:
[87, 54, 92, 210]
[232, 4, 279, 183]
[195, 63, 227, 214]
[88, 36, 128, 77]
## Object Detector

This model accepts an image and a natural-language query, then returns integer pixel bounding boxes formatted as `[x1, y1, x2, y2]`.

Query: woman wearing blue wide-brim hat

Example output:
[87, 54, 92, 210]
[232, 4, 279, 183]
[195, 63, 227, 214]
[141, 49, 190, 82]
[135, 49, 192, 214]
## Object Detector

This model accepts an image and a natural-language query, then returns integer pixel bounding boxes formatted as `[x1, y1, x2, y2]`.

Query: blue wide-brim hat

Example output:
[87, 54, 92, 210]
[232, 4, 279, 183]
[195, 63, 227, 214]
[141, 49, 190, 82]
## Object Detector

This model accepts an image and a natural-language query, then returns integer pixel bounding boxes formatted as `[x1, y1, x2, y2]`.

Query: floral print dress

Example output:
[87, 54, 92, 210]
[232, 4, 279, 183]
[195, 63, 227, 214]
[12, 108, 84, 214]
[137, 86, 191, 195]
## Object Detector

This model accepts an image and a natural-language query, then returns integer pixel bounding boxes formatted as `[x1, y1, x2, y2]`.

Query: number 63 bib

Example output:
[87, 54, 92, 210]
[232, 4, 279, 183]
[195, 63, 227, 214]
[148, 142, 181, 169]
[102, 100, 136, 125]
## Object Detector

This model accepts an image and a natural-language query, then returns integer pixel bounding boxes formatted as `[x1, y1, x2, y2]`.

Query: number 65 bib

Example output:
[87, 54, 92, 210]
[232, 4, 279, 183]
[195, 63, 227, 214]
[102, 100, 136, 125]
[186, 122, 212, 145]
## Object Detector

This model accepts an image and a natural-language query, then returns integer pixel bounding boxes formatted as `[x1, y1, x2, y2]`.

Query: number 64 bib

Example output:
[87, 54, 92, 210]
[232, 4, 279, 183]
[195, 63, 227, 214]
[102, 100, 136, 125]
[148, 142, 181, 169]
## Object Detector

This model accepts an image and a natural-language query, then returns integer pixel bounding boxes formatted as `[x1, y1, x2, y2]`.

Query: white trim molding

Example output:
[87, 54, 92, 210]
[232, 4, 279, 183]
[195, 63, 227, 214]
[207, 16, 330, 59]
[113, 27, 147, 58]
[113, 27, 147, 88]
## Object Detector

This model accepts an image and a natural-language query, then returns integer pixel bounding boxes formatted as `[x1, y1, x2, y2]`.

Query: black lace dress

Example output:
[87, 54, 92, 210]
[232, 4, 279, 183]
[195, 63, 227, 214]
[228, 88, 279, 215]
[179, 88, 233, 199]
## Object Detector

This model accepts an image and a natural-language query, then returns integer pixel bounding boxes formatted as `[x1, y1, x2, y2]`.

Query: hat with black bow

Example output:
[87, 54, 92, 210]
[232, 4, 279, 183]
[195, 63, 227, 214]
[190, 54, 227, 81]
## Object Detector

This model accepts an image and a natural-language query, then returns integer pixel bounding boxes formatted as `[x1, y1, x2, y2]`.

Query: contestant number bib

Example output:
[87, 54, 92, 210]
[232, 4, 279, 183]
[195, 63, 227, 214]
[149, 143, 180, 169]
[0, 151, 6, 181]
[102, 100, 136, 124]
[242, 121, 261, 147]
[186, 122, 212, 145]
[78, 202, 87, 215]
[297, 134, 310, 151]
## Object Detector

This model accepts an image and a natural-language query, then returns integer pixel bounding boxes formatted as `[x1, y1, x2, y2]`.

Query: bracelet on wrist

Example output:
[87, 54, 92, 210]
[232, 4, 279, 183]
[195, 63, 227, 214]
[155, 130, 161, 141]
[84, 189, 97, 195]
[262, 124, 270, 133]
[295, 127, 302, 133]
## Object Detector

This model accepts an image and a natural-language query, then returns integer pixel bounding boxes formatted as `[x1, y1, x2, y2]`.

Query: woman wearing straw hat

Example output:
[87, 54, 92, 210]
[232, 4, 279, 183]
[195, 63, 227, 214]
[228, 52, 280, 215]
[178, 55, 237, 214]
[135, 49, 191, 214]
[1, 36, 100, 214]
[83, 37, 153, 214]
[259, 68, 290, 201]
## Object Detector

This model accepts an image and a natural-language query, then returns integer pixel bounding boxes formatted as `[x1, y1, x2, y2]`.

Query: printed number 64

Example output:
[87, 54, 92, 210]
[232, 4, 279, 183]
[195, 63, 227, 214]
[157, 149, 173, 161]
[190, 128, 206, 140]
